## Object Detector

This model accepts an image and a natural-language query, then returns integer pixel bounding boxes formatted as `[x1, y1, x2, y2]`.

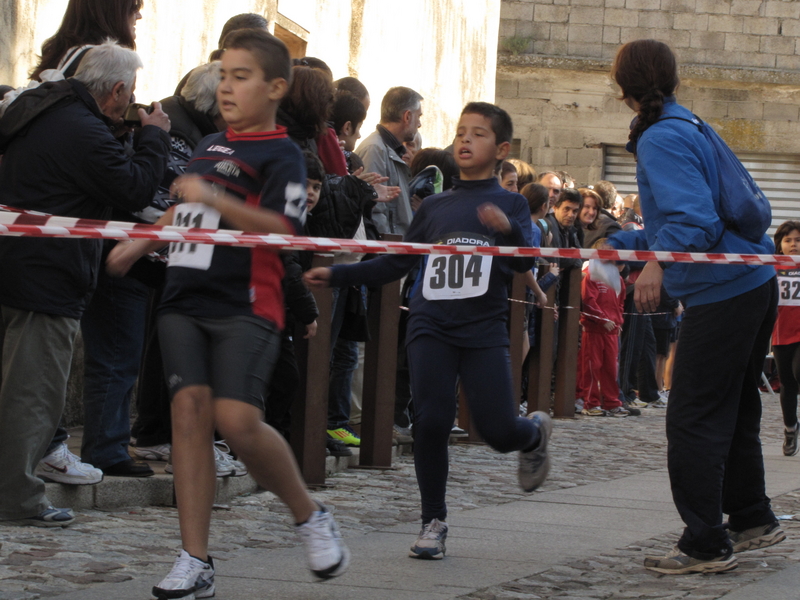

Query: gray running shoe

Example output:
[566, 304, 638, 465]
[409, 518, 448, 560]
[607, 406, 630, 418]
[729, 521, 786, 553]
[518, 411, 553, 492]
[643, 546, 737, 574]
[16, 507, 75, 528]
[783, 423, 799, 456]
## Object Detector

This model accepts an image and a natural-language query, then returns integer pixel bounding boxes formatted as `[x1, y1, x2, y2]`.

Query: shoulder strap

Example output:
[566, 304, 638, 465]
[656, 114, 703, 130]
[57, 45, 95, 74]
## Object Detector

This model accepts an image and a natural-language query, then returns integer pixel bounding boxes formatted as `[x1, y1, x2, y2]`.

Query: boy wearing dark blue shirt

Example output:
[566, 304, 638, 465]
[108, 30, 349, 598]
[305, 102, 553, 560]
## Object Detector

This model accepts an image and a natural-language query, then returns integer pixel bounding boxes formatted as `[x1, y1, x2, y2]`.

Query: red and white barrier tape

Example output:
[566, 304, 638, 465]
[1, 208, 798, 266]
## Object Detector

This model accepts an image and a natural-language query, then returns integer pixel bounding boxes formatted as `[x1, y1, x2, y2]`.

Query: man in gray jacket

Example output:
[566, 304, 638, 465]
[355, 86, 423, 235]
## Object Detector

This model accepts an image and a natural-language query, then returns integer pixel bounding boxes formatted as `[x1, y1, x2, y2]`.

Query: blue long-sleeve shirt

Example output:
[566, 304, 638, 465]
[607, 99, 774, 307]
[330, 177, 535, 348]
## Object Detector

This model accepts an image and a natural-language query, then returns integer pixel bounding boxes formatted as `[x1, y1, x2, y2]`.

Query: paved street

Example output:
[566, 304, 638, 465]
[1, 393, 799, 600]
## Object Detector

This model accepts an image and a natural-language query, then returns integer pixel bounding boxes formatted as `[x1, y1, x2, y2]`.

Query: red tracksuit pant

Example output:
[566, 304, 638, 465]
[576, 329, 621, 410]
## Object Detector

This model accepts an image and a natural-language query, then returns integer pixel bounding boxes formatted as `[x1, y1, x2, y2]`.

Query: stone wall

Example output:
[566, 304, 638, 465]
[497, 0, 800, 185]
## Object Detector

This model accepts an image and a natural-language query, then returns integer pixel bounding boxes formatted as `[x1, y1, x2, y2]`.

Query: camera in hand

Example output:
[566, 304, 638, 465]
[123, 102, 154, 126]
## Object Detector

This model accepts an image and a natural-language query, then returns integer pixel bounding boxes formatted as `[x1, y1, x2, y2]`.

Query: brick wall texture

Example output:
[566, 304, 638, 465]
[500, 0, 800, 69]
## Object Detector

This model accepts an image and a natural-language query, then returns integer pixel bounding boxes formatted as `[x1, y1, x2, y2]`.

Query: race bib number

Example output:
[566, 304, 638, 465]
[422, 254, 493, 300]
[168, 203, 221, 270]
[778, 272, 800, 306]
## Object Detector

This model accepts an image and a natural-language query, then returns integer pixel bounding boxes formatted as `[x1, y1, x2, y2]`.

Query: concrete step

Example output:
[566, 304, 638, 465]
[46, 436, 408, 511]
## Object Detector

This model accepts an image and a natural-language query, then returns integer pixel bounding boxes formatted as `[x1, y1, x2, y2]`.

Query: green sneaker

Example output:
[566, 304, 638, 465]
[327, 427, 360, 447]
[643, 546, 737, 574]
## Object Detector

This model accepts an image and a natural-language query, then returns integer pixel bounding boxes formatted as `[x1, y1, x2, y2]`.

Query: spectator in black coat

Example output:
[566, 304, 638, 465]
[0, 41, 170, 526]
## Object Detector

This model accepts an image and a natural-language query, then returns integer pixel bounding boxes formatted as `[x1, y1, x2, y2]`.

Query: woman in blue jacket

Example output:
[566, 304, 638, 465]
[607, 39, 783, 574]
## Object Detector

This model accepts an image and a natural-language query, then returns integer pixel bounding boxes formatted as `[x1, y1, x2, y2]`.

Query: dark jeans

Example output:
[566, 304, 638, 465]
[327, 287, 357, 429]
[773, 341, 800, 429]
[265, 329, 300, 440]
[618, 294, 659, 403]
[328, 336, 358, 429]
[131, 288, 172, 447]
[46, 425, 69, 455]
[408, 336, 538, 523]
[80, 270, 149, 469]
[669, 278, 777, 559]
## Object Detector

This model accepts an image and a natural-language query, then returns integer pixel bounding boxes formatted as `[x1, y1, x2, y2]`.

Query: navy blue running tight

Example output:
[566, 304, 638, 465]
[407, 336, 539, 523]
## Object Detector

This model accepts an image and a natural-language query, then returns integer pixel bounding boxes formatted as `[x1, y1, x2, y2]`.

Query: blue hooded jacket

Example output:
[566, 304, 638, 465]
[607, 98, 774, 307]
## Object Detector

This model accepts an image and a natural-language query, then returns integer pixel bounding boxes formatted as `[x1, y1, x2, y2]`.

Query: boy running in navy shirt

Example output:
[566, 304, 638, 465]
[305, 102, 553, 560]
[108, 30, 349, 598]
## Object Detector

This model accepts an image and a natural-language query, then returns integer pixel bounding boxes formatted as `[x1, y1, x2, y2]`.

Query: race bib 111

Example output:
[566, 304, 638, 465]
[168, 203, 221, 270]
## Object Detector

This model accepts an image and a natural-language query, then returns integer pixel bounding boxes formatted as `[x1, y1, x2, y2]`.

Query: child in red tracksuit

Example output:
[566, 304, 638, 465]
[577, 259, 628, 417]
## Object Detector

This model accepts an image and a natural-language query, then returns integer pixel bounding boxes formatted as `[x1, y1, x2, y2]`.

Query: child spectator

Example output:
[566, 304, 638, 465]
[107, 30, 349, 597]
[772, 221, 800, 456]
[305, 102, 553, 560]
[499, 160, 518, 193]
[520, 182, 559, 349]
[332, 91, 366, 173]
[576, 253, 628, 417]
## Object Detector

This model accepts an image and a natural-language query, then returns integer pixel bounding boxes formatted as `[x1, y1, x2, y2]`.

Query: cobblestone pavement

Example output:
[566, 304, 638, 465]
[0, 394, 795, 600]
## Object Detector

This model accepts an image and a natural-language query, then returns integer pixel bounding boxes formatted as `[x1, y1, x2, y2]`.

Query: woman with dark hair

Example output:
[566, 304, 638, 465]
[606, 39, 782, 574]
[579, 187, 621, 249]
[278, 65, 347, 176]
[771, 221, 800, 456]
[31, 0, 143, 80]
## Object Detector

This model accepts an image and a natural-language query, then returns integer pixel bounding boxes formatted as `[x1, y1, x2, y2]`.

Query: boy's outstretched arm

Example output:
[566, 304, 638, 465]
[106, 206, 176, 277]
[172, 174, 295, 235]
[304, 267, 332, 289]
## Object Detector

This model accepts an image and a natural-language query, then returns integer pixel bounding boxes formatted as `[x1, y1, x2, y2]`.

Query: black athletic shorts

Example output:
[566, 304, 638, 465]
[158, 312, 280, 410]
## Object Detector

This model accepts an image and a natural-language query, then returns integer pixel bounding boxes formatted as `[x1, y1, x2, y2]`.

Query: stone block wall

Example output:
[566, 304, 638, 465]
[500, 0, 800, 68]
[497, 0, 800, 186]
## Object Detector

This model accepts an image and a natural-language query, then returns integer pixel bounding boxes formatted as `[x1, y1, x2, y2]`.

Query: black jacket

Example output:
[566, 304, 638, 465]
[0, 79, 170, 318]
[544, 213, 583, 272]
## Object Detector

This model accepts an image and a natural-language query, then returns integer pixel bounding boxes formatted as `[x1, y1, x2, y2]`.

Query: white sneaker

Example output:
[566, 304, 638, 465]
[214, 441, 247, 477]
[296, 505, 350, 580]
[409, 518, 448, 559]
[132, 443, 171, 461]
[152, 550, 215, 599]
[163, 442, 247, 478]
[36, 442, 103, 485]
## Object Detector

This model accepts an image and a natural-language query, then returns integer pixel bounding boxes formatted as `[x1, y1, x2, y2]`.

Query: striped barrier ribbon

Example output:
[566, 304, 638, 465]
[1, 208, 798, 266]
